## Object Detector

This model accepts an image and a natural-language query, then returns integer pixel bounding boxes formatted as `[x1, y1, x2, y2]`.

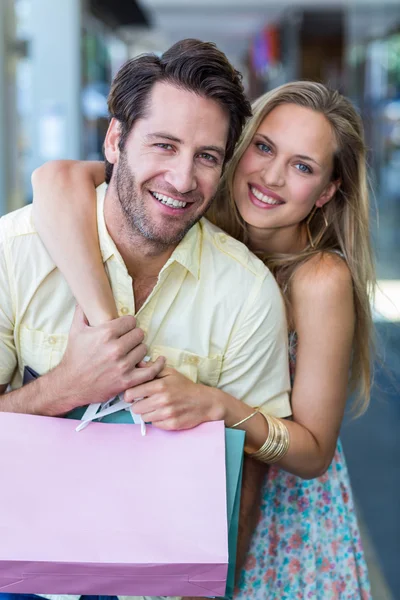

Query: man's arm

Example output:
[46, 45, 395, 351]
[0, 367, 78, 414]
[0, 307, 166, 416]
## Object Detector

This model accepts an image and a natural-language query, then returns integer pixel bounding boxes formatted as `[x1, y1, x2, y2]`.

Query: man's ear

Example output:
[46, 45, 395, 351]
[315, 179, 341, 208]
[104, 118, 121, 166]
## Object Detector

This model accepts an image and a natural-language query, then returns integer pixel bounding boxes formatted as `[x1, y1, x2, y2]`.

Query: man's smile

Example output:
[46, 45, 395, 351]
[150, 191, 188, 208]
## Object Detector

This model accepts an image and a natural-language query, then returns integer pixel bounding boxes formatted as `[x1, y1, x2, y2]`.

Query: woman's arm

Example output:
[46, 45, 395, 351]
[31, 160, 117, 326]
[190, 252, 354, 479]
[271, 253, 355, 478]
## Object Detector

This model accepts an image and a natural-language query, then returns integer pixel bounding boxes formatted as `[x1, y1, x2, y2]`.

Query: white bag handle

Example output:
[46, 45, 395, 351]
[77, 397, 146, 435]
[76, 356, 151, 435]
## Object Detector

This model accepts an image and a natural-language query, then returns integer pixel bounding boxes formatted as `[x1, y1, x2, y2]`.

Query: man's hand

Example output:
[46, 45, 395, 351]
[51, 306, 165, 415]
[0, 306, 165, 417]
[124, 367, 223, 430]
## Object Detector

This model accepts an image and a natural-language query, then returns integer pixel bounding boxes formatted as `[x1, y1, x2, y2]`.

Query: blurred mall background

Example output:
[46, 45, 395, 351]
[0, 0, 399, 597]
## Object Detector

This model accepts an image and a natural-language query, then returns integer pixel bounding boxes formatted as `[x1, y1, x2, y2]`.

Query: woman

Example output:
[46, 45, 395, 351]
[32, 81, 374, 599]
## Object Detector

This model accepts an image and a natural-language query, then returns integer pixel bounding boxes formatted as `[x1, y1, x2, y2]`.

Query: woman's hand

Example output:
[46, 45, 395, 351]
[124, 367, 225, 430]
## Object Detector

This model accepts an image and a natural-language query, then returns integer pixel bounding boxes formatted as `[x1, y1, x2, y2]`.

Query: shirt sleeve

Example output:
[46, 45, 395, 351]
[0, 220, 17, 385]
[218, 271, 292, 418]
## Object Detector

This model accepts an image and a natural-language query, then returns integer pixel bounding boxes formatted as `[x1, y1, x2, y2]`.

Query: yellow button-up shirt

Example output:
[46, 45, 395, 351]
[0, 183, 291, 417]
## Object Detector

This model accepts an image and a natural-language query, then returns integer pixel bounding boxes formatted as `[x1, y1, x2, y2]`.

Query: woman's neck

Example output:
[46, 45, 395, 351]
[248, 223, 308, 256]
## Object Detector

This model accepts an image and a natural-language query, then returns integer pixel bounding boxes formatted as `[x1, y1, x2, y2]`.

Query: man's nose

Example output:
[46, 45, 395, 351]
[164, 158, 197, 195]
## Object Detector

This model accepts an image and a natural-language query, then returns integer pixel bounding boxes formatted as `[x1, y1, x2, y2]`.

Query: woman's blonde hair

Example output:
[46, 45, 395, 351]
[208, 81, 375, 414]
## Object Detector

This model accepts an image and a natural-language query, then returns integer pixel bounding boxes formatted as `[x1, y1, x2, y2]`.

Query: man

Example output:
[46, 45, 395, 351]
[0, 40, 291, 600]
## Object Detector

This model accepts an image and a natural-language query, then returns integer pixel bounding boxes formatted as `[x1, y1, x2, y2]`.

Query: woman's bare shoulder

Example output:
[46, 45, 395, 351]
[291, 252, 353, 307]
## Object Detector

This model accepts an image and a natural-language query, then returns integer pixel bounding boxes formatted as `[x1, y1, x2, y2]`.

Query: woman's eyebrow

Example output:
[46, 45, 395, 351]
[256, 134, 275, 148]
[295, 154, 322, 167]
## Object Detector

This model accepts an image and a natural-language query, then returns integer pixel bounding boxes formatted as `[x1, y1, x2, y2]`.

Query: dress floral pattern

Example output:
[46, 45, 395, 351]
[234, 334, 371, 599]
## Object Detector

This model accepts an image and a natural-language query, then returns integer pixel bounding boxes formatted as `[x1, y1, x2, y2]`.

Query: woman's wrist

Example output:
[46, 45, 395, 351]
[202, 387, 271, 452]
[200, 385, 230, 423]
[199, 385, 273, 453]
[202, 385, 254, 427]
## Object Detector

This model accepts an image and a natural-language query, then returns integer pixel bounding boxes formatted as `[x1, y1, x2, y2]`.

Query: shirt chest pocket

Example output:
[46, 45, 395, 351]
[150, 345, 223, 387]
[18, 326, 68, 376]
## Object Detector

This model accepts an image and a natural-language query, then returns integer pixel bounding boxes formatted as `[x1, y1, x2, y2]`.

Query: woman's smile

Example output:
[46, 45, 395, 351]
[247, 183, 285, 210]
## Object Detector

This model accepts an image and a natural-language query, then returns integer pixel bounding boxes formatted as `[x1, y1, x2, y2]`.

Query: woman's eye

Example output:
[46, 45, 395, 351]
[295, 163, 312, 174]
[256, 142, 272, 154]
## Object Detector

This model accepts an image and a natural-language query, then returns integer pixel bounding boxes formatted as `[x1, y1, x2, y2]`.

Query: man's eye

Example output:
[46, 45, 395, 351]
[155, 143, 173, 150]
[198, 153, 218, 163]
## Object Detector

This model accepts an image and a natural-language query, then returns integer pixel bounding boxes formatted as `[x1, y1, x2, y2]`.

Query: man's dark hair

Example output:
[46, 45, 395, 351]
[105, 38, 251, 183]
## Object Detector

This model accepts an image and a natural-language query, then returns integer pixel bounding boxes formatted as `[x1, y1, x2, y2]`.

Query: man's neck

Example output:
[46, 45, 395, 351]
[104, 186, 175, 282]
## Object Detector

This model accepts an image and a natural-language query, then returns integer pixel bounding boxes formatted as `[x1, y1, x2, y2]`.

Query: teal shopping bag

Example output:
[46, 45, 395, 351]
[223, 428, 245, 600]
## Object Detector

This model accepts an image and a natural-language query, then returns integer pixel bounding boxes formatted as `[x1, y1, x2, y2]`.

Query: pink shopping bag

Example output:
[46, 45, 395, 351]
[0, 412, 228, 597]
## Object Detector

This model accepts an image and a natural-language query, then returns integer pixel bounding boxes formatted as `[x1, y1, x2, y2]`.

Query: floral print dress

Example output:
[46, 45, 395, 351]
[234, 333, 372, 599]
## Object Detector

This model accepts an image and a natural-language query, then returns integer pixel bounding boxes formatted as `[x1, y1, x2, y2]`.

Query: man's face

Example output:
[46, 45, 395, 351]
[105, 81, 229, 249]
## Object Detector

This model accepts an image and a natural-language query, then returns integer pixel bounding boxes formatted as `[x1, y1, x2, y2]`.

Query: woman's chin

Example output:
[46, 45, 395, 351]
[236, 203, 278, 229]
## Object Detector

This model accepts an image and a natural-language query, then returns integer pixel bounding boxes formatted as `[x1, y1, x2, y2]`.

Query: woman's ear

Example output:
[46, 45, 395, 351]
[104, 118, 121, 166]
[315, 178, 341, 208]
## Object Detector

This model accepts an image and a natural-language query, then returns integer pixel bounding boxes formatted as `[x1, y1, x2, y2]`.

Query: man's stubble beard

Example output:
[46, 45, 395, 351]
[115, 150, 215, 253]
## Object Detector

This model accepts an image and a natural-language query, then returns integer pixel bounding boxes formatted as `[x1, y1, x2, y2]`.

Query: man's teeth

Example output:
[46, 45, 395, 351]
[152, 192, 187, 208]
[250, 186, 282, 205]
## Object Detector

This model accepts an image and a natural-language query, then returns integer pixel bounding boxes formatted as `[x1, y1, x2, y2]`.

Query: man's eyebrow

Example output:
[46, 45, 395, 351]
[201, 145, 226, 160]
[146, 133, 225, 160]
[256, 133, 322, 167]
[146, 132, 182, 143]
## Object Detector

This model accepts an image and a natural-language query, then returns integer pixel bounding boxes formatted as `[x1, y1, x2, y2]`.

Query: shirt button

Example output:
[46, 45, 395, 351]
[48, 336, 57, 345]
[120, 307, 129, 315]
[188, 356, 200, 366]
[219, 234, 227, 243]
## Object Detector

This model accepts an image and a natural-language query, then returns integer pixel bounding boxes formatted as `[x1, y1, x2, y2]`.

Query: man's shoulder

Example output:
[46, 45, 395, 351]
[0, 203, 54, 275]
[0, 203, 37, 241]
[200, 218, 269, 279]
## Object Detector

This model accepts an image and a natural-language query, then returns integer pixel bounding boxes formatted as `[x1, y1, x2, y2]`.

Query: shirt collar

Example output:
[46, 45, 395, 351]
[96, 183, 201, 280]
[164, 221, 201, 280]
[96, 183, 117, 264]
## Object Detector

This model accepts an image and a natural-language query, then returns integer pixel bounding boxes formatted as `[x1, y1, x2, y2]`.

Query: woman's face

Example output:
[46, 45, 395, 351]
[233, 103, 339, 234]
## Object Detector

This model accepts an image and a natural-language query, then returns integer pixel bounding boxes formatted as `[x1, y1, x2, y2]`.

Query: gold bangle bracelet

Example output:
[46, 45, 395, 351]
[247, 413, 290, 464]
[245, 413, 275, 458]
[231, 407, 260, 429]
[258, 419, 289, 464]
[253, 416, 278, 460]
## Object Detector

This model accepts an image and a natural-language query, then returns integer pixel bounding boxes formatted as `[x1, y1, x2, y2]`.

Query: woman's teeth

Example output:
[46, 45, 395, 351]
[250, 186, 282, 205]
[152, 191, 187, 208]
